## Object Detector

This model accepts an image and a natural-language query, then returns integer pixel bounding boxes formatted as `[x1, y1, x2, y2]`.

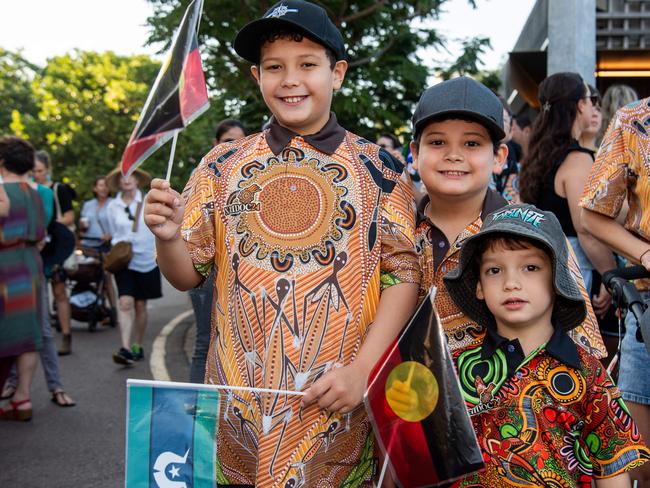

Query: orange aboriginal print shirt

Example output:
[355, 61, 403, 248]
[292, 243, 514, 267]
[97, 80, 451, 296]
[181, 127, 420, 487]
[415, 190, 606, 358]
[581, 98, 650, 289]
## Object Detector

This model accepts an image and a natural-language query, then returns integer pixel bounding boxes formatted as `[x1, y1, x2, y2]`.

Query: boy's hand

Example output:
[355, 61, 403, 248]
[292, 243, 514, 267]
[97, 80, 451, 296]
[301, 363, 367, 414]
[144, 178, 184, 241]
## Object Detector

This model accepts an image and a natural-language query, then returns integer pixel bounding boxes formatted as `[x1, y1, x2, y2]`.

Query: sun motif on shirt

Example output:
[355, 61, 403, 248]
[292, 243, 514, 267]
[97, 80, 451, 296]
[230, 147, 357, 273]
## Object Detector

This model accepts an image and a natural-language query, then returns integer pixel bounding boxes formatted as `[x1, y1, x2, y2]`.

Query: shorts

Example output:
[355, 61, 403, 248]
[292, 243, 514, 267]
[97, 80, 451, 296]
[617, 291, 650, 405]
[114, 267, 162, 301]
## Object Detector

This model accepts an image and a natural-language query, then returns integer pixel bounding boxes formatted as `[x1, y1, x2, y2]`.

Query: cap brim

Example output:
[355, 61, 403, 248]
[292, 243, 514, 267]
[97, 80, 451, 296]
[234, 18, 327, 64]
[414, 109, 506, 141]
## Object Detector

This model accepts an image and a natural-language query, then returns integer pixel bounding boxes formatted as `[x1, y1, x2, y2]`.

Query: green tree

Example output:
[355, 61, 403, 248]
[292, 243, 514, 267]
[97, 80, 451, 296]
[144, 0, 472, 139]
[0, 49, 40, 133]
[8, 50, 220, 200]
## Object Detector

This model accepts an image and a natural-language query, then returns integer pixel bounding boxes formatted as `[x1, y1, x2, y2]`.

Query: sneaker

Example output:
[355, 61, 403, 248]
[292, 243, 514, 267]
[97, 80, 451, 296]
[131, 344, 144, 361]
[113, 348, 134, 365]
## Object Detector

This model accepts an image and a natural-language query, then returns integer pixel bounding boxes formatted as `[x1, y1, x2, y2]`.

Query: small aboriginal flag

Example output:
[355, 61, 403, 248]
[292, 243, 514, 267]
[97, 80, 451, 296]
[121, 0, 209, 176]
[125, 379, 219, 488]
[364, 290, 484, 488]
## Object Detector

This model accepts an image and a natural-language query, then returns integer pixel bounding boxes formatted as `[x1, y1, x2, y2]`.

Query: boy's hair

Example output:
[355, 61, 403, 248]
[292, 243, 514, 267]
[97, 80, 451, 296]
[0, 135, 35, 176]
[473, 234, 552, 273]
[413, 115, 502, 155]
[257, 29, 337, 69]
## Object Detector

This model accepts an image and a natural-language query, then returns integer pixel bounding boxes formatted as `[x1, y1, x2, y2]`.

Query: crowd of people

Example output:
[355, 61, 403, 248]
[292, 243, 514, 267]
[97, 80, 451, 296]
[1, 0, 650, 486]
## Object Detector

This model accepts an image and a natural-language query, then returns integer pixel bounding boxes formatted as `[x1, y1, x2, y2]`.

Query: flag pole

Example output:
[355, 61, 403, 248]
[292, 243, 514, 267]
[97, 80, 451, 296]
[165, 131, 179, 181]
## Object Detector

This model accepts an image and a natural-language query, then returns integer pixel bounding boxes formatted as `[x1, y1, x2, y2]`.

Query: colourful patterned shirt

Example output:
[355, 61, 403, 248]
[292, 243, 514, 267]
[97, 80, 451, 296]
[581, 97, 650, 242]
[415, 191, 606, 357]
[181, 116, 420, 487]
[451, 326, 649, 487]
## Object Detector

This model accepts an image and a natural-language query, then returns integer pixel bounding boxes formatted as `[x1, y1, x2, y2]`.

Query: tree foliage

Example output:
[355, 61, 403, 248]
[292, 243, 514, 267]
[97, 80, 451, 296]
[145, 0, 459, 139]
[2, 50, 222, 201]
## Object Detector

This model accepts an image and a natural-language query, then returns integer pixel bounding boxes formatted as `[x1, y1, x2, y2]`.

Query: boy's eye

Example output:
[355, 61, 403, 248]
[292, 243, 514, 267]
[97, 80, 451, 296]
[525, 264, 540, 272]
[264, 64, 281, 71]
[485, 267, 500, 275]
[428, 140, 444, 146]
[465, 140, 480, 147]
[302, 62, 317, 68]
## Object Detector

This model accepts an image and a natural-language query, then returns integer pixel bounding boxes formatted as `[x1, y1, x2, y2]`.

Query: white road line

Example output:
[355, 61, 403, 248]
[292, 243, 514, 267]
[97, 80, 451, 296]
[150, 309, 194, 381]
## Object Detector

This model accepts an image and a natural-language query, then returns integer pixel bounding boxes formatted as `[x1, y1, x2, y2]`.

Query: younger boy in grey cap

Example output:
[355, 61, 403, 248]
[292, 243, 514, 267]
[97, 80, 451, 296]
[443, 203, 649, 487]
[410, 76, 605, 360]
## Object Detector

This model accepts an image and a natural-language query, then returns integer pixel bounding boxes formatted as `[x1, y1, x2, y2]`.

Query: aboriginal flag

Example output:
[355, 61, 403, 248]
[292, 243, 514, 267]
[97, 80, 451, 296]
[125, 379, 219, 488]
[121, 0, 209, 176]
[364, 290, 484, 488]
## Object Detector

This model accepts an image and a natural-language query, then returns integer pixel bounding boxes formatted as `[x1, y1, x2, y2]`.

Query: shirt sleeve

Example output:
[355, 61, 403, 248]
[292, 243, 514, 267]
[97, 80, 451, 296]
[582, 360, 650, 478]
[181, 163, 217, 280]
[56, 183, 75, 214]
[580, 114, 629, 218]
[378, 152, 422, 289]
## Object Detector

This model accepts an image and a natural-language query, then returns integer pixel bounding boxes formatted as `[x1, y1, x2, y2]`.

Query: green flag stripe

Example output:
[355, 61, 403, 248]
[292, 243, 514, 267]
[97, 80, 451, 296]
[126, 385, 153, 487]
[193, 390, 220, 488]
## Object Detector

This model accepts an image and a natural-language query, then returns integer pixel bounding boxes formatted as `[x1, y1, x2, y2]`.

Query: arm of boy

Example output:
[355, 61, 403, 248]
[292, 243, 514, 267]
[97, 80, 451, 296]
[144, 178, 202, 290]
[594, 473, 631, 487]
[301, 282, 419, 413]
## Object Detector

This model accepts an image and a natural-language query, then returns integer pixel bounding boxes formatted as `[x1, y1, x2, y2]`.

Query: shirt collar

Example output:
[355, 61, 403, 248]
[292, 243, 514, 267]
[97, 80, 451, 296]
[265, 113, 346, 156]
[480, 324, 581, 369]
[416, 189, 507, 226]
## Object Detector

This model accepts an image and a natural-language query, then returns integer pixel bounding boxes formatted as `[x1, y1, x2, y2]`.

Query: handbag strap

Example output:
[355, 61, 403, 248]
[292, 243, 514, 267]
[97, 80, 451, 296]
[131, 200, 143, 233]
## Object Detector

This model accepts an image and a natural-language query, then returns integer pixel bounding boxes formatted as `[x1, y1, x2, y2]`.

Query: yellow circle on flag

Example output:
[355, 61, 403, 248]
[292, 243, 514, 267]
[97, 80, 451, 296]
[385, 361, 438, 422]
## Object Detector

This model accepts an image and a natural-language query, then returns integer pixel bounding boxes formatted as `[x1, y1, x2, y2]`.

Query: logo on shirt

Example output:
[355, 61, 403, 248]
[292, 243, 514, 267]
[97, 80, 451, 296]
[224, 184, 262, 216]
[468, 376, 499, 415]
[266, 4, 299, 18]
[491, 207, 545, 228]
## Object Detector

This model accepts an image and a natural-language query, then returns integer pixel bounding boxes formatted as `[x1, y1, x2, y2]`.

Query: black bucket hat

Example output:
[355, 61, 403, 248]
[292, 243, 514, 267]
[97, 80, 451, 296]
[443, 204, 586, 332]
[412, 76, 505, 141]
[233, 1, 347, 64]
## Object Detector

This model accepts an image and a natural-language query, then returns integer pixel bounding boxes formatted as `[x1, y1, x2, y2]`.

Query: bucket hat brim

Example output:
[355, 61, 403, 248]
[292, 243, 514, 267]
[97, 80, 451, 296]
[106, 167, 151, 193]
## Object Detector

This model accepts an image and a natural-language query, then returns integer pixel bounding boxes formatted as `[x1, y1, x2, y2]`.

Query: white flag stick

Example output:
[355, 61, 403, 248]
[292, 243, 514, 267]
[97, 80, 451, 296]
[165, 131, 179, 181]
[127, 378, 305, 396]
[376, 453, 390, 487]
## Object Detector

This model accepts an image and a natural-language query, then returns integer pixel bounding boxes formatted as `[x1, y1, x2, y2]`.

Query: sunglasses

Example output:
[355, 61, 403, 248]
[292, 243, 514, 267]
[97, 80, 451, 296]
[584, 94, 601, 107]
[125, 206, 135, 222]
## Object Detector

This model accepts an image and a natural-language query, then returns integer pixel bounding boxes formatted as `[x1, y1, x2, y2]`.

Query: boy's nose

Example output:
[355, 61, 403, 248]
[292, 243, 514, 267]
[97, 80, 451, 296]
[503, 271, 522, 290]
[444, 149, 463, 163]
[281, 70, 300, 88]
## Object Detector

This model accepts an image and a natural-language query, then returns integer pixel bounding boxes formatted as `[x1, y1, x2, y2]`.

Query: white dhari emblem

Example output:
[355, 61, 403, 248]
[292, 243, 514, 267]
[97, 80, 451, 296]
[266, 4, 299, 18]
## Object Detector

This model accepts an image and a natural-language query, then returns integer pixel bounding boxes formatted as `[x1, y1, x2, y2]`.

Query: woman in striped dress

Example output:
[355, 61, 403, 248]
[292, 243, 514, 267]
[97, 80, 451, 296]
[0, 136, 46, 421]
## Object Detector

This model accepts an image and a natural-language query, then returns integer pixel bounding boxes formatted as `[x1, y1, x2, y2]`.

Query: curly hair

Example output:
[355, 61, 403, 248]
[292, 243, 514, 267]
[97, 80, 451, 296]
[519, 72, 586, 204]
[258, 29, 336, 69]
[0, 135, 35, 175]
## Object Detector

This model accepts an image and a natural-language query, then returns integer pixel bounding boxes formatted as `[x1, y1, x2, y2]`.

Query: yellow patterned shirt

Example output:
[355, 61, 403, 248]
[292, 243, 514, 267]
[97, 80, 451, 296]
[181, 122, 420, 487]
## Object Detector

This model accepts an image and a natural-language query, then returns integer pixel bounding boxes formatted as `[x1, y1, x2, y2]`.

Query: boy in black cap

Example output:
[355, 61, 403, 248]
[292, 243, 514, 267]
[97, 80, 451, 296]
[144, 1, 421, 486]
[410, 76, 606, 359]
[443, 203, 649, 486]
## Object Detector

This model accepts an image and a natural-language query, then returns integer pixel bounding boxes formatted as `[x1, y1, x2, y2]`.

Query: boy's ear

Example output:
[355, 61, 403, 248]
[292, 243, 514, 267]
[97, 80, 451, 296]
[493, 142, 508, 173]
[332, 60, 348, 91]
[476, 280, 485, 300]
[409, 140, 419, 171]
[250, 65, 261, 86]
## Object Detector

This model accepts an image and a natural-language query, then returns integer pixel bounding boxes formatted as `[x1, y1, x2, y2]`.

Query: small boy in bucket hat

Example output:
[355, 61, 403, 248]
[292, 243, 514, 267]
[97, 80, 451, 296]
[443, 203, 649, 487]
[144, 1, 421, 486]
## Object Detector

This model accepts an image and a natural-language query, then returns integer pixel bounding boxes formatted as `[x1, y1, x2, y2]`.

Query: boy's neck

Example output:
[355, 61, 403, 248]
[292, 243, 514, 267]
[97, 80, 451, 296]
[425, 189, 487, 243]
[496, 320, 554, 357]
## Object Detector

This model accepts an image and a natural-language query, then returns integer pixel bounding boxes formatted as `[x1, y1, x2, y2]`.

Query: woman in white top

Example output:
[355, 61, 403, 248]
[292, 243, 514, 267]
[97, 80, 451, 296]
[105, 167, 161, 366]
[80, 176, 113, 250]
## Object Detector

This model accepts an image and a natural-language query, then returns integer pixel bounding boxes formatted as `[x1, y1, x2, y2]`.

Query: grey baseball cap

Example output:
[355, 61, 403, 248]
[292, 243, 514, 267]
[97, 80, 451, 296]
[233, 1, 346, 64]
[443, 204, 587, 332]
[412, 76, 505, 141]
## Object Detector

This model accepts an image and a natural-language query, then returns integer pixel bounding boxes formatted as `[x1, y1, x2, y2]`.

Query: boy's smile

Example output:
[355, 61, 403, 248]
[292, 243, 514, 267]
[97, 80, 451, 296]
[411, 119, 507, 202]
[251, 37, 348, 136]
[476, 244, 555, 336]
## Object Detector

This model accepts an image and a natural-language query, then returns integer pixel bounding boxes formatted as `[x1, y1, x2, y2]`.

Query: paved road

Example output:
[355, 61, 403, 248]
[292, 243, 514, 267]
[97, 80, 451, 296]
[0, 279, 194, 488]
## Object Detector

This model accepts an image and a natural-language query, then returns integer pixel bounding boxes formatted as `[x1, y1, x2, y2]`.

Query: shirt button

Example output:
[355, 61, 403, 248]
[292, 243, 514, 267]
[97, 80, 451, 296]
[507, 344, 515, 353]
[516, 371, 523, 379]
[438, 241, 446, 248]
[441, 265, 447, 273]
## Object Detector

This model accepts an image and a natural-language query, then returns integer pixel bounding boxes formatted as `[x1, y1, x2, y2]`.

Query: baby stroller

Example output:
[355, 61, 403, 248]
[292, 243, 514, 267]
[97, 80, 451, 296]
[66, 241, 117, 332]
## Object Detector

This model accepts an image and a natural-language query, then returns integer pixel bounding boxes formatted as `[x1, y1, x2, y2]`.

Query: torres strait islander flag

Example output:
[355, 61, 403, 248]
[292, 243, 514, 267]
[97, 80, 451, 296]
[364, 289, 484, 488]
[125, 380, 219, 488]
[121, 0, 209, 176]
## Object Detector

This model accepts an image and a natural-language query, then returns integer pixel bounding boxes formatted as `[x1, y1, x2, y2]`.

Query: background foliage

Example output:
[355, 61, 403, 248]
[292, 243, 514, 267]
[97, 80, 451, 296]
[1, 0, 493, 203]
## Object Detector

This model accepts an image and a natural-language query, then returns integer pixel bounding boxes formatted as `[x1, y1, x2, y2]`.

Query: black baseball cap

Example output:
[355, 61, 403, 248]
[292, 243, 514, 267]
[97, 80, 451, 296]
[412, 76, 505, 141]
[233, 1, 347, 64]
[443, 204, 587, 332]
